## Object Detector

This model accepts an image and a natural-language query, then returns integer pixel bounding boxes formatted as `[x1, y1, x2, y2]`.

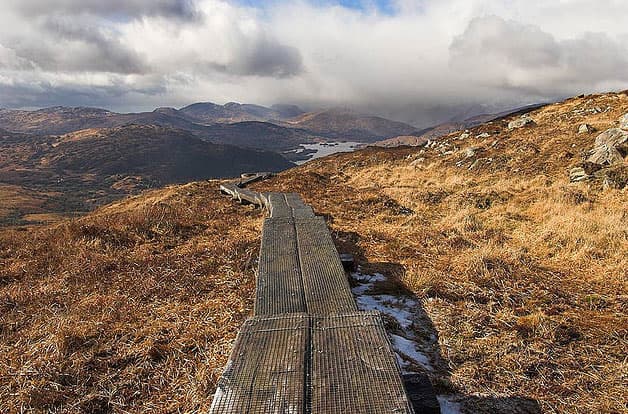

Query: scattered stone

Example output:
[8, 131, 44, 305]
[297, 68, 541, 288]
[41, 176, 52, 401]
[409, 158, 425, 167]
[587, 128, 628, 166]
[458, 132, 470, 140]
[620, 113, 628, 130]
[464, 147, 479, 158]
[508, 116, 536, 130]
[476, 133, 491, 139]
[578, 124, 595, 134]
[569, 167, 590, 182]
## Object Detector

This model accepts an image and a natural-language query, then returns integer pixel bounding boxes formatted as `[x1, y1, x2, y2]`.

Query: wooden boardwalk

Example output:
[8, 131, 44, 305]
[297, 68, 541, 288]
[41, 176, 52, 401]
[214, 175, 437, 413]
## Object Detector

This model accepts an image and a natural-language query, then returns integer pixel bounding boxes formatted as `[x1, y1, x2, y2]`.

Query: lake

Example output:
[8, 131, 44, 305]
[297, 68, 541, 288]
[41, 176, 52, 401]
[293, 141, 363, 165]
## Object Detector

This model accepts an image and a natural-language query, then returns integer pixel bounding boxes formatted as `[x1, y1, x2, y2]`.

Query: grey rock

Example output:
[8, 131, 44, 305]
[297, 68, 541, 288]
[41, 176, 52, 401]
[508, 116, 536, 130]
[587, 128, 628, 166]
[464, 147, 479, 158]
[569, 167, 590, 182]
[476, 133, 491, 139]
[594, 128, 628, 148]
[578, 124, 594, 134]
[620, 113, 628, 130]
[458, 133, 470, 140]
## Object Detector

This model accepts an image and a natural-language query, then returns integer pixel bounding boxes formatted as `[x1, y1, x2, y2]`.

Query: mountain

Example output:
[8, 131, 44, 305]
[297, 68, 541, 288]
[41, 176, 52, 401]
[0, 104, 421, 153]
[200, 121, 316, 152]
[0, 92, 626, 412]
[0, 124, 293, 224]
[179, 101, 304, 123]
[284, 108, 418, 141]
[0, 106, 209, 136]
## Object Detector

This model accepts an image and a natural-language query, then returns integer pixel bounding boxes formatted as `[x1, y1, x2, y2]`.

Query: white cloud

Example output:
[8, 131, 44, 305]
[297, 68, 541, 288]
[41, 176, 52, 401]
[0, 0, 628, 126]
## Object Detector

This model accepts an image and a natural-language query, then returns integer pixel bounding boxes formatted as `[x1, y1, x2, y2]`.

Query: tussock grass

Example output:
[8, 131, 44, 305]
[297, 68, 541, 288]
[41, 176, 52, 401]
[254, 93, 628, 413]
[0, 181, 263, 412]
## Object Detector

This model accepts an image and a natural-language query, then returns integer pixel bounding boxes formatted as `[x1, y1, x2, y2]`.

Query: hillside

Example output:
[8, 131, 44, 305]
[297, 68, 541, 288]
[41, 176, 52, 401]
[199, 121, 316, 152]
[373, 104, 548, 147]
[0, 92, 626, 413]
[284, 108, 418, 141]
[0, 125, 293, 225]
[179, 101, 304, 123]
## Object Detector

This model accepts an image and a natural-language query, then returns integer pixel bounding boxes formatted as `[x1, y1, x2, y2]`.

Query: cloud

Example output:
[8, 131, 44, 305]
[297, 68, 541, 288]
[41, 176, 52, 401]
[1, 0, 628, 127]
[449, 15, 628, 95]
[12, 0, 199, 21]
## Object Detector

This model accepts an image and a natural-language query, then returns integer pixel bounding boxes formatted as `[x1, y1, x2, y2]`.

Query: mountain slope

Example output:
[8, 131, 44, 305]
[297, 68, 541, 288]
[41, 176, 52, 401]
[251, 91, 627, 414]
[373, 104, 549, 147]
[285, 108, 418, 141]
[0, 92, 625, 413]
[0, 125, 293, 224]
[179, 101, 304, 123]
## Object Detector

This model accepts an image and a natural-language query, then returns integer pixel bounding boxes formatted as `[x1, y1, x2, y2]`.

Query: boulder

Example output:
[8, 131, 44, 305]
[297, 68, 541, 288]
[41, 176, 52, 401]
[620, 113, 628, 130]
[508, 116, 536, 130]
[578, 124, 594, 134]
[569, 167, 589, 182]
[587, 128, 628, 166]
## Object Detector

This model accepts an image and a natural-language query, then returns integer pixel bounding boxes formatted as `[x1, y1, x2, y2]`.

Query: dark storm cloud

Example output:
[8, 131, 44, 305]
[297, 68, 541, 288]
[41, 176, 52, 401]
[12, 0, 199, 21]
[0, 78, 166, 109]
[32, 17, 148, 74]
[217, 36, 304, 78]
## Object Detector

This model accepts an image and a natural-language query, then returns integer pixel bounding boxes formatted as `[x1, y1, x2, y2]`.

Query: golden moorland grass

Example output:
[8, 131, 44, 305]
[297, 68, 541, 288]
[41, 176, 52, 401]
[0, 93, 626, 413]
[253, 92, 627, 413]
[0, 181, 263, 412]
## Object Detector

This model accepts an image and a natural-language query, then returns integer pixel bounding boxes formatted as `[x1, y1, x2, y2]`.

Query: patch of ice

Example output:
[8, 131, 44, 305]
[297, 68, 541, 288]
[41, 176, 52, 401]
[354, 295, 416, 329]
[351, 272, 387, 283]
[391, 334, 432, 370]
[350, 271, 434, 374]
[437, 395, 462, 414]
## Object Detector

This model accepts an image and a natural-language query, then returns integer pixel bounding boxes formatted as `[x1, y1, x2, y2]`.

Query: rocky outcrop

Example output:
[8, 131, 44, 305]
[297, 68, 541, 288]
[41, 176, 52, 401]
[587, 128, 628, 166]
[508, 116, 536, 130]
[571, 115, 628, 188]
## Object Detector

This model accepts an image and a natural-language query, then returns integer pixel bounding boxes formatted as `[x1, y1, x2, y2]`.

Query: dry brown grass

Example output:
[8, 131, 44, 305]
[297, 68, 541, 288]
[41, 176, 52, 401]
[0, 181, 264, 412]
[253, 92, 628, 413]
[1, 92, 626, 413]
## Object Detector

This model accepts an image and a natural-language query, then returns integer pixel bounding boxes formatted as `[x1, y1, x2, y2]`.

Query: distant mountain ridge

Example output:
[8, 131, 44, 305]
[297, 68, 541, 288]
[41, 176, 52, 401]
[282, 108, 419, 142]
[0, 102, 421, 151]
[0, 124, 293, 224]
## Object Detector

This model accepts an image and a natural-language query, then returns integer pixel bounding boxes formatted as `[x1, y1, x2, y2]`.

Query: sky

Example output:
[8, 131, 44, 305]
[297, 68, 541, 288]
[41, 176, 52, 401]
[1, 0, 628, 127]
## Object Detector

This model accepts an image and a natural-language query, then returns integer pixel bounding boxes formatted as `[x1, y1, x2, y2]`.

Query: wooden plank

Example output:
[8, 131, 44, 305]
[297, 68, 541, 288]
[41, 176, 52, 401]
[209, 314, 308, 414]
[295, 217, 357, 314]
[403, 374, 441, 414]
[311, 312, 415, 414]
[268, 193, 292, 218]
[238, 172, 272, 188]
[237, 188, 264, 206]
[285, 192, 315, 218]
[256, 218, 307, 315]
[219, 182, 239, 198]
